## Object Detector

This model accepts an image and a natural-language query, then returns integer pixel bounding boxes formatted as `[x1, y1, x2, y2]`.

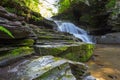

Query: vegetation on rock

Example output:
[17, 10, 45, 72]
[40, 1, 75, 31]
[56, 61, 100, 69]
[0, 25, 14, 38]
[35, 43, 94, 62]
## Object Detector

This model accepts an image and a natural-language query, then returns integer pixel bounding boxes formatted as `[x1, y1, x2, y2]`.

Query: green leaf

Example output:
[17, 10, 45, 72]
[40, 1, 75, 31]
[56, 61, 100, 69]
[0, 25, 14, 38]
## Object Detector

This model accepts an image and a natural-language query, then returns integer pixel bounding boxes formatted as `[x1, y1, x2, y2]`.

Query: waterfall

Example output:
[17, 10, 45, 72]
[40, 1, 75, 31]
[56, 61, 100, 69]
[55, 21, 93, 43]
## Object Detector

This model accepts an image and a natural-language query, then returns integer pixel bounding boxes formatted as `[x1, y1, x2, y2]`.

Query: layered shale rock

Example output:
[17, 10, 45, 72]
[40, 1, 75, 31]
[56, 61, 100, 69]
[0, 6, 35, 67]
[0, 6, 31, 39]
[34, 43, 94, 62]
[0, 56, 89, 80]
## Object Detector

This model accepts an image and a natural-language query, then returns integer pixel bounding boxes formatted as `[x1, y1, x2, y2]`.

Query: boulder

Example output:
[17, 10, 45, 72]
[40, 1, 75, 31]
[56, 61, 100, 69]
[96, 32, 120, 44]
[0, 56, 88, 80]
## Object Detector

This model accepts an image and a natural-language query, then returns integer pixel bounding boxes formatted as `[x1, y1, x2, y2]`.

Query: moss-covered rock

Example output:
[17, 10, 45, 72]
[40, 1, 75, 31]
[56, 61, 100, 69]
[0, 1, 57, 29]
[0, 46, 34, 67]
[18, 39, 34, 46]
[34, 43, 94, 62]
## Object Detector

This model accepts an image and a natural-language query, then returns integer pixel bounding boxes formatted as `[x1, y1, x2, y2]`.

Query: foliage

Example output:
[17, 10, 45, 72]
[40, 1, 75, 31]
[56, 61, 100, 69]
[1, 0, 43, 22]
[58, 0, 71, 13]
[0, 26, 14, 38]
[58, 0, 88, 13]
[106, 0, 116, 9]
[23, 0, 40, 13]
[3, 0, 40, 13]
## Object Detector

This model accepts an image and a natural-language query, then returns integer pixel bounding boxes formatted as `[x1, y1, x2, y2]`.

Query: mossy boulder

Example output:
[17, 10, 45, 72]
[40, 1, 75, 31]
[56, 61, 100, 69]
[34, 43, 94, 62]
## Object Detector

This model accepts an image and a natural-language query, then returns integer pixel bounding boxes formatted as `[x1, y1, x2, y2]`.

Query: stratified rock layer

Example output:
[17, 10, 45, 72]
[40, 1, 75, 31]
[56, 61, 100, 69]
[0, 56, 88, 80]
[34, 43, 94, 62]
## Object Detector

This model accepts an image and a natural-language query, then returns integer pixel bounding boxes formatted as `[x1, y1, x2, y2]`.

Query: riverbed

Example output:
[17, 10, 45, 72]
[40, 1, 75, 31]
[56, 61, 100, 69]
[86, 44, 120, 80]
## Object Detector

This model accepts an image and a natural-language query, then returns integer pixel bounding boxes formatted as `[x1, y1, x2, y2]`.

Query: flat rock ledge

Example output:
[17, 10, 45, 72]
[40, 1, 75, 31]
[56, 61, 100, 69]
[0, 56, 89, 80]
[34, 42, 94, 62]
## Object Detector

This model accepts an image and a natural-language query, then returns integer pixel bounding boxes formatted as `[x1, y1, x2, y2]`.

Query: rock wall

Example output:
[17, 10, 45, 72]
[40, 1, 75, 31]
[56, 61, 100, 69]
[0, 6, 35, 67]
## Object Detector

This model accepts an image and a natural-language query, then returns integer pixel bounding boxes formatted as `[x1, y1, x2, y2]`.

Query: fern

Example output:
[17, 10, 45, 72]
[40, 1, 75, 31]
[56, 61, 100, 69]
[0, 25, 14, 38]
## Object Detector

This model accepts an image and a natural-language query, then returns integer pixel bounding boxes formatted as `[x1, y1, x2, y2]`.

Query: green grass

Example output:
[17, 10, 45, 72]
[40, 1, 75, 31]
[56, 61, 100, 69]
[0, 25, 14, 38]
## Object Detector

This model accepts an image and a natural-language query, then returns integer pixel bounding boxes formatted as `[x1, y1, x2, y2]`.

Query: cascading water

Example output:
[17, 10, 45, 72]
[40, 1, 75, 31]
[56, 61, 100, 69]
[55, 21, 93, 43]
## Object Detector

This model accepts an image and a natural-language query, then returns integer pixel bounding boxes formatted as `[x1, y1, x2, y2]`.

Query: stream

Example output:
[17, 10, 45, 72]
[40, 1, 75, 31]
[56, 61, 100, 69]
[86, 44, 120, 80]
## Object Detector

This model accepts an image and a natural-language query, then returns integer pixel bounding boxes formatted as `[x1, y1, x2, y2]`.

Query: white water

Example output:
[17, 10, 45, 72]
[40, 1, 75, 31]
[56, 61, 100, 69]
[55, 21, 93, 43]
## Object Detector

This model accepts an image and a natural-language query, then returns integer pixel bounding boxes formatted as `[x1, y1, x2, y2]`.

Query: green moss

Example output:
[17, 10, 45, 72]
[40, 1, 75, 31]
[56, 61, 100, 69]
[39, 46, 68, 56]
[37, 43, 94, 62]
[5, 7, 16, 13]
[31, 15, 43, 21]
[38, 36, 53, 39]
[49, 46, 68, 55]
[53, 57, 62, 61]
[60, 44, 94, 62]
[19, 39, 34, 46]
[4, 39, 34, 46]
[1, 0, 44, 23]
[2, 0, 40, 13]
[10, 47, 33, 55]
[34, 63, 70, 80]
[67, 44, 94, 62]
[0, 47, 34, 61]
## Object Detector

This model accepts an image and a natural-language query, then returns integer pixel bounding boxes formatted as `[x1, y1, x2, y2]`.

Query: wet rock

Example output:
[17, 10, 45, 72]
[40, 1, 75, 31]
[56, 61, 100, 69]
[34, 43, 94, 62]
[96, 32, 120, 44]
[83, 75, 96, 80]
[0, 56, 88, 80]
